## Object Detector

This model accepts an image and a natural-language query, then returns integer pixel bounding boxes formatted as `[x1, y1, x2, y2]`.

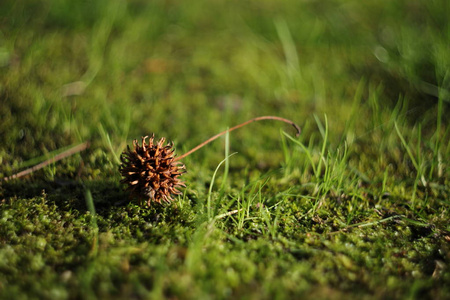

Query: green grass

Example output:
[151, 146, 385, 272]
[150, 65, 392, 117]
[0, 0, 449, 299]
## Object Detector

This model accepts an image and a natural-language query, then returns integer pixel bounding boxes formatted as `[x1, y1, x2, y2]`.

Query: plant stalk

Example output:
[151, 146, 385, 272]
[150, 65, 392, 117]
[175, 116, 300, 161]
[2, 142, 90, 182]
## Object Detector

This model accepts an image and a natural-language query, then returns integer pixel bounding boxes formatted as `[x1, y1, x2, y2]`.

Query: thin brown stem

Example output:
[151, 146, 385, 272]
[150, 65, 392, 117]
[175, 116, 300, 161]
[2, 142, 90, 182]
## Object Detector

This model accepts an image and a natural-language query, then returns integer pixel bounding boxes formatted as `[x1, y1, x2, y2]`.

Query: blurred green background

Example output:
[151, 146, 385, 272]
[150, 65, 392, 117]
[1, 0, 447, 171]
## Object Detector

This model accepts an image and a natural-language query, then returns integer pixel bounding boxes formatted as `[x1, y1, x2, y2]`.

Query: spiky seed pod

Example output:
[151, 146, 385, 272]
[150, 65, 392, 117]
[119, 135, 185, 206]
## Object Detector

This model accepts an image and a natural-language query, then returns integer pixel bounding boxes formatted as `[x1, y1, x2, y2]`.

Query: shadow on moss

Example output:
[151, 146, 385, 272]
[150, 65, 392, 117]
[0, 179, 127, 212]
[0, 179, 196, 228]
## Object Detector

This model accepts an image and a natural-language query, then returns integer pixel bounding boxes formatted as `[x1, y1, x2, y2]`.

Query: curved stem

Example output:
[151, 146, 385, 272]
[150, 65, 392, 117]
[175, 116, 300, 161]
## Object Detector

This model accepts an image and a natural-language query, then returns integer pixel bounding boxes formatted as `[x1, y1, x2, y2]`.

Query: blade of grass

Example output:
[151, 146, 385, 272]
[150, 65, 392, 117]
[219, 129, 230, 191]
[394, 122, 420, 172]
[207, 152, 237, 220]
[99, 123, 121, 165]
[315, 114, 328, 179]
[282, 132, 317, 177]
[84, 188, 98, 257]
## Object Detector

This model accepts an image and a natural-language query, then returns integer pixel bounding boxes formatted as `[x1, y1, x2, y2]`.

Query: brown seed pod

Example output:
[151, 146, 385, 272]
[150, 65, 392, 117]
[119, 135, 185, 205]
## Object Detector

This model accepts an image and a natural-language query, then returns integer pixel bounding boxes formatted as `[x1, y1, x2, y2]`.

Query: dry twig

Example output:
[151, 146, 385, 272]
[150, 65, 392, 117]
[2, 142, 90, 182]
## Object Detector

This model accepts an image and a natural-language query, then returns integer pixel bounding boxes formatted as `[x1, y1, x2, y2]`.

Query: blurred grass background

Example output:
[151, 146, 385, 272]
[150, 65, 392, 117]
[0, 0, 449, 299]
[1, 0, 447, 169]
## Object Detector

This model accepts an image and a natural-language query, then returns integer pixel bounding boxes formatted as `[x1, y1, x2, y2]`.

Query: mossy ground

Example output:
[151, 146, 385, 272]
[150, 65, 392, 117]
[0, 0, 449, 299]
